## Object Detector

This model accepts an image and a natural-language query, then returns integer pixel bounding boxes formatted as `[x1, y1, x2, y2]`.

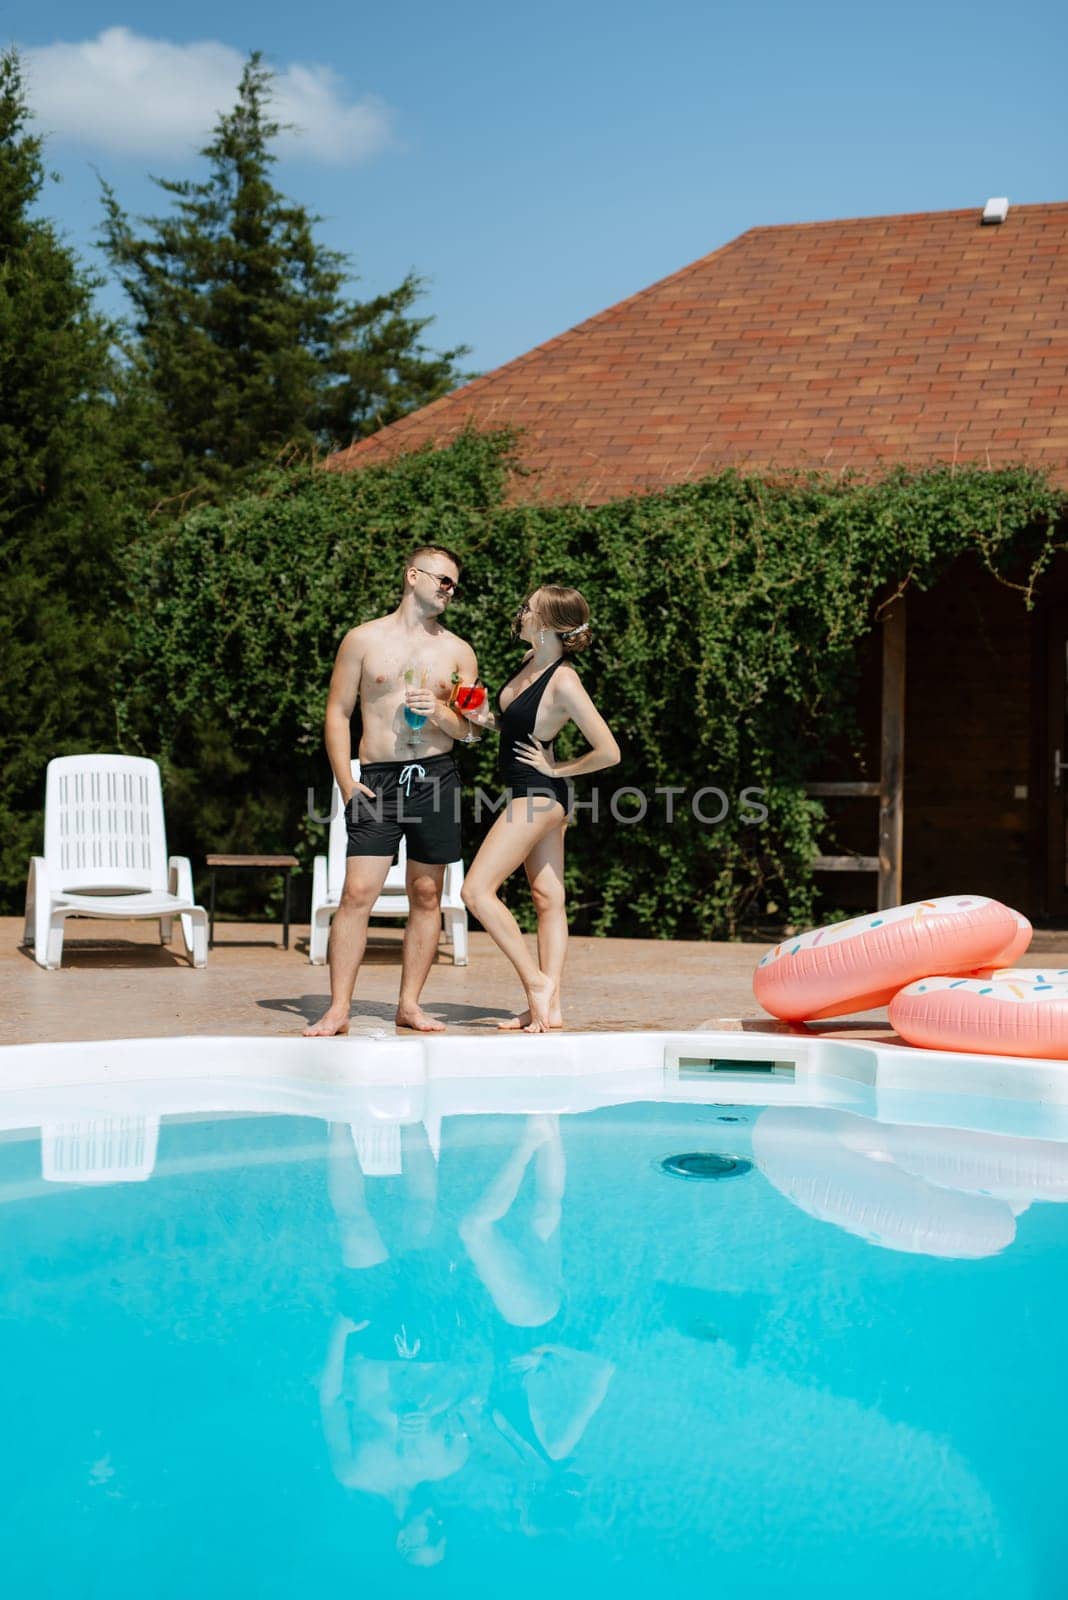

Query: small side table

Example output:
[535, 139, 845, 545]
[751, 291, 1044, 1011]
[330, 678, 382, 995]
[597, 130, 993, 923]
[205, 854, 300, 949]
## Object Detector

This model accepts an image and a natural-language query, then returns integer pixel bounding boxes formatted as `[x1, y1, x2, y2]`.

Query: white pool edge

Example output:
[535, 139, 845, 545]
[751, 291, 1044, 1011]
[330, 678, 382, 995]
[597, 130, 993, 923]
[2, 1029, 1068, 1140]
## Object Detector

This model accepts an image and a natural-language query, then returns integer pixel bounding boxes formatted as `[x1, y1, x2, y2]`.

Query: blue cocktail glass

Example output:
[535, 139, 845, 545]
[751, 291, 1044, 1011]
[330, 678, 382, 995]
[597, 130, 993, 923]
[403, 665, 429, 748]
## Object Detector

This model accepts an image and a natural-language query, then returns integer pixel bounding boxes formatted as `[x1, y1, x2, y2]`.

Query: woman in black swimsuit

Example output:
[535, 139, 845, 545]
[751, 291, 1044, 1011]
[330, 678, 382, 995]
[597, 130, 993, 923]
[460, 585, 620, 1033]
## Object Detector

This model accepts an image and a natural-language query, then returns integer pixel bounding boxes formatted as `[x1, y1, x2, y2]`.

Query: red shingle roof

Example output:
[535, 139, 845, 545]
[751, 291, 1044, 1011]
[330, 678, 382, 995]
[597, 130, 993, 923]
[328, 203, 1068, 501]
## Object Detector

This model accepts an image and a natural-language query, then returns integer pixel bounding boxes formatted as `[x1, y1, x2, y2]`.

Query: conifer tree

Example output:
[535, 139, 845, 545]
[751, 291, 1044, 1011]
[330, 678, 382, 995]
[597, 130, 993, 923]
[101, 53, 467, 502]
[0, 48, 131, 908]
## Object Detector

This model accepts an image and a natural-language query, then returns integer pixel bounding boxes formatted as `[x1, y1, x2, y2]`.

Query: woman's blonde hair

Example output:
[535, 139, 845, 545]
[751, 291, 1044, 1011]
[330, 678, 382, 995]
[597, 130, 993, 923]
[530, 584, 592, 654]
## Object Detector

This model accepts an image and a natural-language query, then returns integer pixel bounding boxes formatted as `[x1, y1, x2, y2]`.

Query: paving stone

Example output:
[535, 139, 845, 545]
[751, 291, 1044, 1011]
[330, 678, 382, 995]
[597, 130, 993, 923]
[4, 917, 1064, 1047]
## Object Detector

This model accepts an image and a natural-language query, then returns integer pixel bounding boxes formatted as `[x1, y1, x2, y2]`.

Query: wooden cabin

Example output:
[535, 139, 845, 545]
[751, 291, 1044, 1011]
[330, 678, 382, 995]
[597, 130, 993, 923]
[330, 202, 1068, 919]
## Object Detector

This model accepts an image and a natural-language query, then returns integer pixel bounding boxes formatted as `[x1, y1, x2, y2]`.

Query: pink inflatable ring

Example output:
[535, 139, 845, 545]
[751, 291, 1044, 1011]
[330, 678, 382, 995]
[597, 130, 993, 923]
[890, 970, 1068, 1059]
[754, 896, 1030, 1022]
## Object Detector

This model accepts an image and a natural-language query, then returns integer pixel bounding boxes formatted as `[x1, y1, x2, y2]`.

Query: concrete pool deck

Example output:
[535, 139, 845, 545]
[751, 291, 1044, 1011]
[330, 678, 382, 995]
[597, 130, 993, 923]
[4, 915, 1068, 1049]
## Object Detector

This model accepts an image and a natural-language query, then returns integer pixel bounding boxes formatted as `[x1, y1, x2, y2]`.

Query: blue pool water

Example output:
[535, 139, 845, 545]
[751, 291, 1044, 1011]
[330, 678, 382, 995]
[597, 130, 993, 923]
[1, 1098, 1066, 1598]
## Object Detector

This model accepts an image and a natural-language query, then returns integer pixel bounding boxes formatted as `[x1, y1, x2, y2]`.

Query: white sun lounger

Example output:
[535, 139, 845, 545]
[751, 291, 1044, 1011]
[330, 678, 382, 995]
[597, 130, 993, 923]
[40, 1115, 161, 1184]
[23, 754, 208, 969]
[309, 760, 468, 966]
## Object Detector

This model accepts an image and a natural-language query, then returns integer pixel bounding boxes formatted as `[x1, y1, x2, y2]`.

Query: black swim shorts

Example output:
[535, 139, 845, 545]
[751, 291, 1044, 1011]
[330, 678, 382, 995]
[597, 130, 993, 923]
[345, 754, 462, 864]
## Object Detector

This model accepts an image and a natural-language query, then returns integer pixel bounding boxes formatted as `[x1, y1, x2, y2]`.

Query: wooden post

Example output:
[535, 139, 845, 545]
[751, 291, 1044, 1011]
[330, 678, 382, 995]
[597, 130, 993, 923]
[878, 597, 906, 908]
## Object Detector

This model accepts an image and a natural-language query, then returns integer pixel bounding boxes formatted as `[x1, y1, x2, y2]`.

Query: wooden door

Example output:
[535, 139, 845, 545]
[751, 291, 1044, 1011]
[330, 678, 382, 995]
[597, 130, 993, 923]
[1045, 607, 1068, 916]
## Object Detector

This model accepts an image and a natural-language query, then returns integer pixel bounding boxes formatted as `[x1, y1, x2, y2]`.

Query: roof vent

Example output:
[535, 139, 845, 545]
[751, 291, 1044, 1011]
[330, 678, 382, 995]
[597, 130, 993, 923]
[981, 196, 1009, 224]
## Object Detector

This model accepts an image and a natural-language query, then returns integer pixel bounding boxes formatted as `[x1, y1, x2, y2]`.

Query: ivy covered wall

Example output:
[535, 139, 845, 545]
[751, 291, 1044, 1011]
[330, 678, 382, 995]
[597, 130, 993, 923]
[94, 431, 1065, 938]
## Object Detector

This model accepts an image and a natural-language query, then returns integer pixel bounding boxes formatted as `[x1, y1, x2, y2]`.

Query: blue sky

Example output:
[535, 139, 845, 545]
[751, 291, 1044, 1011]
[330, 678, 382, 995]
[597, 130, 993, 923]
[5, 0, 1066, 372]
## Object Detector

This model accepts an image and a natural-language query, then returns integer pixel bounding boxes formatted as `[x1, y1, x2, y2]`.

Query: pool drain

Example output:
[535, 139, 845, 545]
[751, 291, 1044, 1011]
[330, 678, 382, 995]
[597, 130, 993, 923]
[660, 1153, 752, 1181]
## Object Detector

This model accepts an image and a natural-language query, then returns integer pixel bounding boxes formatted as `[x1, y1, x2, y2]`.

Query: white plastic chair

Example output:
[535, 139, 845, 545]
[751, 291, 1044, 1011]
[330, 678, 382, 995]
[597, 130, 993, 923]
[309, 761, 468, 966]
[40, 1116, 161, 1184]
[348, 1111, 443, 1176]
[348, 1119, 404, 1176]
[23, 754, 208, 969]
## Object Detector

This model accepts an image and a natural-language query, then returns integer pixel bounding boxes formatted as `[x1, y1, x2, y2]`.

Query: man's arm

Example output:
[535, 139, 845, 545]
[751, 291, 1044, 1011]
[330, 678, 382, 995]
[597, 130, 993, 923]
[410, 640, 481, 744]
[319, 1315, 359, 1476]
[324, 629, 372, 802]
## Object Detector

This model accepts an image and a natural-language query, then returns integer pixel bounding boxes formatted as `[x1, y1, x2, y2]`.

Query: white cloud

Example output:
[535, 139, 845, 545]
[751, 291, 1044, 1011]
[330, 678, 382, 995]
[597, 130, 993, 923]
[23, 27, 392, 164]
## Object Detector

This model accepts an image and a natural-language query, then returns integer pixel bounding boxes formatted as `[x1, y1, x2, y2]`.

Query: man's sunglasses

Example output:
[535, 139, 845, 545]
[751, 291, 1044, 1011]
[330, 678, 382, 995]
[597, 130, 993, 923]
[414, 567, 458, 593]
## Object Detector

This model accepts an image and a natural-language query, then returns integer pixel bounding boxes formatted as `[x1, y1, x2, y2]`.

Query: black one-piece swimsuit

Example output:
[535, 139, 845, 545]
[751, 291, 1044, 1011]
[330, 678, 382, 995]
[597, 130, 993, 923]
[498, 656, 571, 810]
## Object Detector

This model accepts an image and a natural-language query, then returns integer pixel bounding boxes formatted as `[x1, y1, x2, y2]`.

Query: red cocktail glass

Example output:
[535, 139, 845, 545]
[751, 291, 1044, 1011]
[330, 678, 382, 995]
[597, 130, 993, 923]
[453, 684, 487, 712]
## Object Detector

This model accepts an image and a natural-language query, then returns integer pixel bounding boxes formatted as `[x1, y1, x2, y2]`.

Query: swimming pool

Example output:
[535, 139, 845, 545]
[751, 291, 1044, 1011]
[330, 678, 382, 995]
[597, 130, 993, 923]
[1, 1031, 1065, 1597]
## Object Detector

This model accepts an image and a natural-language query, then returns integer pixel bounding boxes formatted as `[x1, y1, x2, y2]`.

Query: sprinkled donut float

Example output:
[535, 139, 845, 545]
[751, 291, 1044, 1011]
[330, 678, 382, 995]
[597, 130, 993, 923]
[752, 1108, 1019, 1257]
[753, 896, 1030, 1022]
[889, 969, 1068, 1059]
[753, 1107, 1068, 1255]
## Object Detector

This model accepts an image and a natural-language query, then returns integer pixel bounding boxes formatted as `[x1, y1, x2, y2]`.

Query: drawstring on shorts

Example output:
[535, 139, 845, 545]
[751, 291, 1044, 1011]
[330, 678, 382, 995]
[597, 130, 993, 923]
[398, 763, 426, 797]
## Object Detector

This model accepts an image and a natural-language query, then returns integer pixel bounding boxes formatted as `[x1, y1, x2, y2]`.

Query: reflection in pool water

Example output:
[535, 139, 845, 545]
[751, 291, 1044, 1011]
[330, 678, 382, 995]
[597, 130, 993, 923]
[320, 1115, 615, 1568]
[752, 1108, 1068, 1257]
[1, 1098, 1065, 1596]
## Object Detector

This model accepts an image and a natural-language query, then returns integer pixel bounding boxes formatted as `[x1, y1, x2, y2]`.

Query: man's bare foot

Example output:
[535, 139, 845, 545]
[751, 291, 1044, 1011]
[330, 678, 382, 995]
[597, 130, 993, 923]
[523, 973, 558, 1034]
[302, 1008, 350, 1037]
[498, 1008, 564, 1031]
[395, 1003, 446, 1033]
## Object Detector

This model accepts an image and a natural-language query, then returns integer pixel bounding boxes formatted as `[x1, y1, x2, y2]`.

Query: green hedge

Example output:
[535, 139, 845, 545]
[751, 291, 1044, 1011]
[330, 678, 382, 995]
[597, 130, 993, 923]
[109, 431, 1064, 937]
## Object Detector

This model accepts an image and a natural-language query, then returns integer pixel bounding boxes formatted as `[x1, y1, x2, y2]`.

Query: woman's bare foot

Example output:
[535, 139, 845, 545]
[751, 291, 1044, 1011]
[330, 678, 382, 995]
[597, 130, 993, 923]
[395, 1003, 446, 1033]
[523, 973, 558, 1033]
[498, 1007, 564, 1031]
[302, 1008, 350, 1037]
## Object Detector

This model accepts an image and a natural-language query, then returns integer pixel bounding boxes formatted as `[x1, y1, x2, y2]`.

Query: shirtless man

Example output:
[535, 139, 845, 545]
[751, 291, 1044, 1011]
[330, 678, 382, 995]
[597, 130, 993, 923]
[303, 546, 477, 1036]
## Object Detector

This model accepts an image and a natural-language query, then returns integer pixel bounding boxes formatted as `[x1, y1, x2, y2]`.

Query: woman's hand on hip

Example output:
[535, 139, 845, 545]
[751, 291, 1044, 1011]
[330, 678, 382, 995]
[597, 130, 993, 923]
[515, 738, 556, 777]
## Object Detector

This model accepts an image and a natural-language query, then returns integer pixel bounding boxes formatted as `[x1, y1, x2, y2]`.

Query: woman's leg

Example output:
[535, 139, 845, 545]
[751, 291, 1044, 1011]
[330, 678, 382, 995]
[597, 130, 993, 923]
[498, 820, 567, 1030]
[461, 798, 566, 1031]
[459, 1115, 564, 1326]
